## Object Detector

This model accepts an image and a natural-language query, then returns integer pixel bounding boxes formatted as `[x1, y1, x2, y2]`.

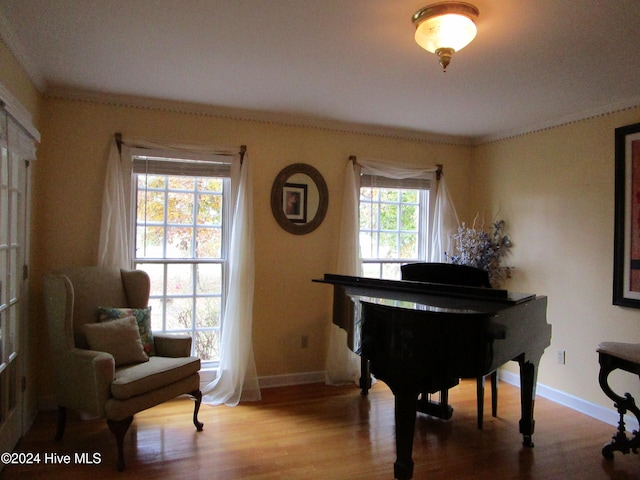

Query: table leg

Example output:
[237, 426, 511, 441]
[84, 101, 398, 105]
[598, 353, 640, 458]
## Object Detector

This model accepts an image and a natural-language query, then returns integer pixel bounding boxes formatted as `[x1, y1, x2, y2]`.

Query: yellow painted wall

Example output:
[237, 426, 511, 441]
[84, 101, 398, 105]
[471, 109, 640, 410]
[31, 95, 472, 397]
[5, 27, 639, 418]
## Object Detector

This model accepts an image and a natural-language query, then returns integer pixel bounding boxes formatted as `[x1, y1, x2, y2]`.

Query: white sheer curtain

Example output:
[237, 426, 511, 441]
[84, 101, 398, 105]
[98, 137, 131, 269]
[430, 172, 459, 262]
[203, 153, 261, 405]
[98, 135, 246, 267]
[98, 135, 260, 404]
[325, 160, 361, 385]
[324, 157, 458, 384]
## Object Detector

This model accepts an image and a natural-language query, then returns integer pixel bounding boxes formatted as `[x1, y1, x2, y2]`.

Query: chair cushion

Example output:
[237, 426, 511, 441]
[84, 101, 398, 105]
[111, 356, 201, 400]
[82, 316, 149, 367]
[98, 306, 155, 356]
[597, 342, 640, 364]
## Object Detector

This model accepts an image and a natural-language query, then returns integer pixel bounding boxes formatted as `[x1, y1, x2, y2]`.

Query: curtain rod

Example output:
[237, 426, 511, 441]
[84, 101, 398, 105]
[349, 155, 444, 180]
[114, 132, 246, 160]
[240, 144, 247, 165]
[115, 132, 122, 155]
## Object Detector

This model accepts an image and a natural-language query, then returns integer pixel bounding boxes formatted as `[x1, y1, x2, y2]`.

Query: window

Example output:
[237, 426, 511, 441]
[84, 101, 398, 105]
[132, 154, 231, 365]
[359, 174, 430, 280]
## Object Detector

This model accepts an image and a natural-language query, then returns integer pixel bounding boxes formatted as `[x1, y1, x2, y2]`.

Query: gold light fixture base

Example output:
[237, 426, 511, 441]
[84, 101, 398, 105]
[435, 47, 454, 71]
[412, 2, 479, 71]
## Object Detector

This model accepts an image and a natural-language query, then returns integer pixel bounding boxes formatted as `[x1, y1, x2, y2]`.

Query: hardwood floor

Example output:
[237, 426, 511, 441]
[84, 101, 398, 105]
[2, 379, 638, 479]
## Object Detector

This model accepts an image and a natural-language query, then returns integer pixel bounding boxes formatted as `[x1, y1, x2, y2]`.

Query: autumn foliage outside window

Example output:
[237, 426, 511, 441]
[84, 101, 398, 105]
[133, 160, 230, 364]
[359, 184, 429, 280]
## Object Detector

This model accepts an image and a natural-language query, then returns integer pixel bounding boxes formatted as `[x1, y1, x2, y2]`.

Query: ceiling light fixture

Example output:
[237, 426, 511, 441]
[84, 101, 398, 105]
[412, 1, 479, 71]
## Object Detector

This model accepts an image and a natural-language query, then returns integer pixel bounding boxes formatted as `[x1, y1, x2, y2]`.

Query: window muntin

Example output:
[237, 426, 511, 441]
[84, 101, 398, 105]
[133, 155, 231, 365]
[359, 181, 429, 280]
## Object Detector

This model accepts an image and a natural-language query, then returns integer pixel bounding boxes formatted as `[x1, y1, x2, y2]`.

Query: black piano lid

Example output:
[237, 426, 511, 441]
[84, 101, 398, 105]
[352, 295, 495, 315]
[314, 273, 537, 305]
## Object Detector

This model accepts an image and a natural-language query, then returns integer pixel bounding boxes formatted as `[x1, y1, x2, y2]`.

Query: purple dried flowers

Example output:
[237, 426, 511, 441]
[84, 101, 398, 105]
[448, 219, 513, 288]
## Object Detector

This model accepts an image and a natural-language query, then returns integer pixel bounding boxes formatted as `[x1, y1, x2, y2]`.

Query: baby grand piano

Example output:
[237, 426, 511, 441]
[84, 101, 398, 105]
[314, 273, 551, 480]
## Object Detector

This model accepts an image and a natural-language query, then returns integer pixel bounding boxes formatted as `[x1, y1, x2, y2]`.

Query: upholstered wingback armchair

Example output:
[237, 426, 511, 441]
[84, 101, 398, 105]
[44, 266, 203, 470]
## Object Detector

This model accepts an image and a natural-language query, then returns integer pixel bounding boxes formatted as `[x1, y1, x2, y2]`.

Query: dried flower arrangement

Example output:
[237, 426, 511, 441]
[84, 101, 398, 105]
[448, 218, 513, 288]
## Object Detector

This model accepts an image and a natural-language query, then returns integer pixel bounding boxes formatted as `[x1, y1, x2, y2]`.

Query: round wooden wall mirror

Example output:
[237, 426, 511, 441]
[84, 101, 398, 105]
[270, 163, 328, 235]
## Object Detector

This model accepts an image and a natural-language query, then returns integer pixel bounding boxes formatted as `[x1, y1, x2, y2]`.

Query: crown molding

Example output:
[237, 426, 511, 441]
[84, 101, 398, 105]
[474, 97, 640, 145]
[45, 86, 474, 146]
[0, 10, 46, 92]
[49, 86, 640, 148]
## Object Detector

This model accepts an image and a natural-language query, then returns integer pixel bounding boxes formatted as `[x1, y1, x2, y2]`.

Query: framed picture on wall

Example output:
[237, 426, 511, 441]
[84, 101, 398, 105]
[613, 121, 640, 307]
[283, 182, 307, 223]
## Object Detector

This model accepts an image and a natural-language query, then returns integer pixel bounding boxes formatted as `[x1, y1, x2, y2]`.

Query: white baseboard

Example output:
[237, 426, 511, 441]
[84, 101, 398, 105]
[258, 371, 326, 388]
[499, 370, 639, 432]
[198, 370, 325, 391]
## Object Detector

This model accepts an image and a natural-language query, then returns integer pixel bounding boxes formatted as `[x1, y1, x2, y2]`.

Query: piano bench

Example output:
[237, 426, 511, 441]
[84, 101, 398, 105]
[597, 342, 640, 458]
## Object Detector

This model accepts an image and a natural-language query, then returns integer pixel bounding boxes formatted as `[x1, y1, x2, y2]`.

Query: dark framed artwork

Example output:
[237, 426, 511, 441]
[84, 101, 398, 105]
[283, 182, 307, 223]
[613, 121, 640, 307]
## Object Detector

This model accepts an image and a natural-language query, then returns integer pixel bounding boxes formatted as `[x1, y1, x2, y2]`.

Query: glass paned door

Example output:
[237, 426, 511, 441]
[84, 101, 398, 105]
[0, 110, 27, 459]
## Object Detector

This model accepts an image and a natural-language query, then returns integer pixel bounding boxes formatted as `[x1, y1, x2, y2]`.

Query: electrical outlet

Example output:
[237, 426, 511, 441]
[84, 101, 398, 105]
[301, 335, 309, 348]
[557, 349, 565, 364]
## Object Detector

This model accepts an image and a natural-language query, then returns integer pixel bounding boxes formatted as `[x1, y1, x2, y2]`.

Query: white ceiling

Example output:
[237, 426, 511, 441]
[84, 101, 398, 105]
[2, 0, 640, 142]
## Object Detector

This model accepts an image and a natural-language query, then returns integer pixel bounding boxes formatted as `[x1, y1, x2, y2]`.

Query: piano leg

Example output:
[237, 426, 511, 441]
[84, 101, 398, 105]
[491, 371, 498, 418]
[394, 392, 418, 480]
[360, 356, 372, 396]
[517, 354, 542, 447]
[476, 376, 485, 429]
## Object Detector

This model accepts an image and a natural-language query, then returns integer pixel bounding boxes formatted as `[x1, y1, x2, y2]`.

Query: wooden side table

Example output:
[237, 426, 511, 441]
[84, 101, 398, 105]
[597, 342, 640, 458]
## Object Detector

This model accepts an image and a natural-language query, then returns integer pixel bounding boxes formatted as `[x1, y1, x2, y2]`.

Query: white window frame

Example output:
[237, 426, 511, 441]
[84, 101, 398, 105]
[359, 174, 431, 280]
[129, 149, 233, 368]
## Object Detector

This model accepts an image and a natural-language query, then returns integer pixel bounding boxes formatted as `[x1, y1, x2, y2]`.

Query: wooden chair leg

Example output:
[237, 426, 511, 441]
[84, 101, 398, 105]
[190, 389, 204, 431]
[476, 376, 485, 429]
[490, 371, 498, 417]
[107, 416, 134, 471]
[55, 406, 67, 440]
